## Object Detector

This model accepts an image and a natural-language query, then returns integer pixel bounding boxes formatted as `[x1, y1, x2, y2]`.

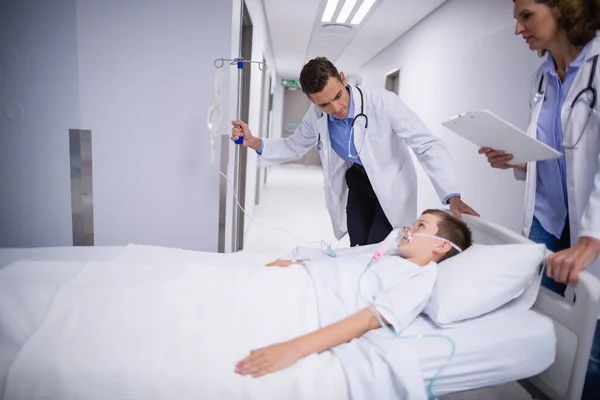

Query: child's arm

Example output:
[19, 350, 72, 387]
[265, 259, 305, 267]
[235, 306, 386, 377]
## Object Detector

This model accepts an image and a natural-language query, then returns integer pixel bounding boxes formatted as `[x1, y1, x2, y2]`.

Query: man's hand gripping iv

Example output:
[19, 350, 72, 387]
[231, 120, 262, 151]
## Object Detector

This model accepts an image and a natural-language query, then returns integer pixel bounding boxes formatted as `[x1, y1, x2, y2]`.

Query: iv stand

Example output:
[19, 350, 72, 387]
[213, 53, 267, 253]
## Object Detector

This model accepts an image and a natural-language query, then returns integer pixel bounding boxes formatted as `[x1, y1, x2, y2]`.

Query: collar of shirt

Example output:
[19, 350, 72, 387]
[327, 86, 354, 124]
[543, 41, 592, 77]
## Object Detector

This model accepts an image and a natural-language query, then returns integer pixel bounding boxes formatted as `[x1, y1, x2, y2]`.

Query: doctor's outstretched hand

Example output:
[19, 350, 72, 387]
[231, 120, 262, 152]
[448, 196, 480, 220]
[546, 237, 600, 287]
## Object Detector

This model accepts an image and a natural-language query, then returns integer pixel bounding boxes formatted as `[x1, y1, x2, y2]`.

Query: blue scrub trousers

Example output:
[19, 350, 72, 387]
[529, 216, 600, 399]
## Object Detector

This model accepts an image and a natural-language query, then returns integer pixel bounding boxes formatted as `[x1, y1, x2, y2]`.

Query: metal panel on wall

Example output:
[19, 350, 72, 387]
[69, 129, 94, 246]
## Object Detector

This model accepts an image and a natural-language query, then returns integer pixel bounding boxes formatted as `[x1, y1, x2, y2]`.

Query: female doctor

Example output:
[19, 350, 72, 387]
[232, 57, 478, 247]
[480, 1, 600, 397]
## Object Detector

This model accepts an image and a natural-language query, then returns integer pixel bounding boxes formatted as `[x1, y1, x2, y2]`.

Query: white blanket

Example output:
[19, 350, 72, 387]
[0, 260, 88, 397]
[3, 245, 347, 400]
[3, 244, 428, 400]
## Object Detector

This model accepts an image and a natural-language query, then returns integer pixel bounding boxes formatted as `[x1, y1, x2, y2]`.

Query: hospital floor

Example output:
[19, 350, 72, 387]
[244, 164, 536, 400]
[243, 164, 350, 254]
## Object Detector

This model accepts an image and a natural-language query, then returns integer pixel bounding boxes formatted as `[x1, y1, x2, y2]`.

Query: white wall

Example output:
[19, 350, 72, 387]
[0, 0, 235, 251]
[360, 0, 544, 232]
[0, 0, 80, 247]
[77, 0, 233, 251]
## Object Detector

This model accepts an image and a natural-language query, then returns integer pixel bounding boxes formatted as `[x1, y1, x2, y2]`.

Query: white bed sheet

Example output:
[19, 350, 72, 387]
[406, 310, 556, 397]
[0, 246, 126, 397]
[2, 249, 348, 400]
[1, 245, 556, 400]
[0, 246, 124, 268]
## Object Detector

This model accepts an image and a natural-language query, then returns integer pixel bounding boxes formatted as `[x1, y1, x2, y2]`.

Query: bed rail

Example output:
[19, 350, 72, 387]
[460, 214, 600, 400]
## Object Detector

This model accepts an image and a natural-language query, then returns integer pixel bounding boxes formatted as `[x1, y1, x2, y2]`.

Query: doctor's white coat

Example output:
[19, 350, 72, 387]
[258, 85, 460, 240]
[517, 32, 600, 280]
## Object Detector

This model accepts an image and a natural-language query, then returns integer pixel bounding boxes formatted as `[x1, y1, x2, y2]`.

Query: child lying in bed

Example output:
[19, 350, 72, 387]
[235, 209, 472, 378]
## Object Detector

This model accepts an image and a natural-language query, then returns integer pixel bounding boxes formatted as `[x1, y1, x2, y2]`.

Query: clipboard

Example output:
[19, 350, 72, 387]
[441, 110, 562, 164]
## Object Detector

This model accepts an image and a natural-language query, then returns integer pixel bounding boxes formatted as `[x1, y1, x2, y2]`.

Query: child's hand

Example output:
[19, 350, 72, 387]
[235, 342, 303, 377]
[265, 259, 303, 267]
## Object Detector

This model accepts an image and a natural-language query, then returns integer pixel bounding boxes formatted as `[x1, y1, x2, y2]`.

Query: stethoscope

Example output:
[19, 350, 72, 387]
[534, 54, 598, 149]
[316, 85, 368, 158]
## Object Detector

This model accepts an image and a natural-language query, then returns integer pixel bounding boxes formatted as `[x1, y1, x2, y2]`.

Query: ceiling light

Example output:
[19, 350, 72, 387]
[336, 0, 357, 24]
[351, 0, 376, 24]
[321, 0, 339, 23]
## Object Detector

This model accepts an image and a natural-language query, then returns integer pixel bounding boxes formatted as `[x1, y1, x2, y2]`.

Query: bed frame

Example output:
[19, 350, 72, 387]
[2, 215, 599, 399]
[462, 214, 600, 400]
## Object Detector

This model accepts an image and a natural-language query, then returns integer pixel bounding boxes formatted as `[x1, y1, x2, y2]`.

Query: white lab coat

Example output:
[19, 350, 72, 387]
[516, 31, 600, 279]
[259, 85, 460, 239]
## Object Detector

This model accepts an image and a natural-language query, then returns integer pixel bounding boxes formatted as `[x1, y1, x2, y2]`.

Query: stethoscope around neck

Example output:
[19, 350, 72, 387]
[533, 54, 598, 150]
[316, 85, 368, 158]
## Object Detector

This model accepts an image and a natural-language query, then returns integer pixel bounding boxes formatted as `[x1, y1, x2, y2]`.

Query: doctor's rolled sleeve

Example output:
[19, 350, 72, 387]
[256, 141, 264, 155]
[443, 193, 461, 204]
[383, 91, 461, 203]
[514, 168, 527, 181]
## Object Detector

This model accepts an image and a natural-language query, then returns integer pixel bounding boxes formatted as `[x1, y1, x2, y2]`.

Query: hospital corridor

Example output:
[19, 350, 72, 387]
[2, 0, 600, 399]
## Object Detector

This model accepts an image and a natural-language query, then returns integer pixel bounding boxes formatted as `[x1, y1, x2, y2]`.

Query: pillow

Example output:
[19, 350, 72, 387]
[424, 242, 546, 327]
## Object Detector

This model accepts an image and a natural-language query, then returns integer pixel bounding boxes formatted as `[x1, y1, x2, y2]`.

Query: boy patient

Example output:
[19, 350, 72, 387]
[235, 209, 472, 378]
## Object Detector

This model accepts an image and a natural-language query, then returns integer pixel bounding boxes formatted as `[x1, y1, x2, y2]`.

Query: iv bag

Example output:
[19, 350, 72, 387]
[207, 67, 224, 162]
[207, 99, 222, 134]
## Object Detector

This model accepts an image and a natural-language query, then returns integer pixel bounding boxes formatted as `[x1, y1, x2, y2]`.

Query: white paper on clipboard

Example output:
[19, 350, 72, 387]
[441, 110, 562, 165]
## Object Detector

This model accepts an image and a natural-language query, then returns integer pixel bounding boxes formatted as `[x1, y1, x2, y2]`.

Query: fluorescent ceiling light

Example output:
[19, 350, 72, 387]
[321, 0, 339, 23]
[351, 0, 376, 24]
[336, 0, 357, 24]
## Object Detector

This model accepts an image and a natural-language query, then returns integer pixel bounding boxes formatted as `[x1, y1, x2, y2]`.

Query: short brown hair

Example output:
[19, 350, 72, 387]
[514, 0, 600, 56]
[299, 57, 342, 95]
[422, 209, 473, 262]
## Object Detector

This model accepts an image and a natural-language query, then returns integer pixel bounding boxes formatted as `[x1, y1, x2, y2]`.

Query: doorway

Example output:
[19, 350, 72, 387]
[264, 87, 274, 185]
[235, 1, 253, 251]
[281, 87, 320, 166]
[255, 67, 272, 205]
[385, 69, 400, 95]
[217, 1, 253, 253]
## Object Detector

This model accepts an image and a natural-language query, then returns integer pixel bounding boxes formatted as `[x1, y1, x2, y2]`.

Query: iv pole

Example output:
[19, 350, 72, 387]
[213, 3, 267, 253]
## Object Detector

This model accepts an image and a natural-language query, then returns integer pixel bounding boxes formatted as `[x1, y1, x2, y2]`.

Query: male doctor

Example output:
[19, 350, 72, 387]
[231, 57, 478, 246]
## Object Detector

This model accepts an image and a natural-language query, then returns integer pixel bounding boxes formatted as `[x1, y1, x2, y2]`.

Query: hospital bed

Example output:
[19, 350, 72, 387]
[0, 215, 599, 400]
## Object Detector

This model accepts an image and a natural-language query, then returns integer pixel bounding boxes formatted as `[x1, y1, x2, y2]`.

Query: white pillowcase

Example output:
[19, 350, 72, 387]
[424, 242, 547, 327]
